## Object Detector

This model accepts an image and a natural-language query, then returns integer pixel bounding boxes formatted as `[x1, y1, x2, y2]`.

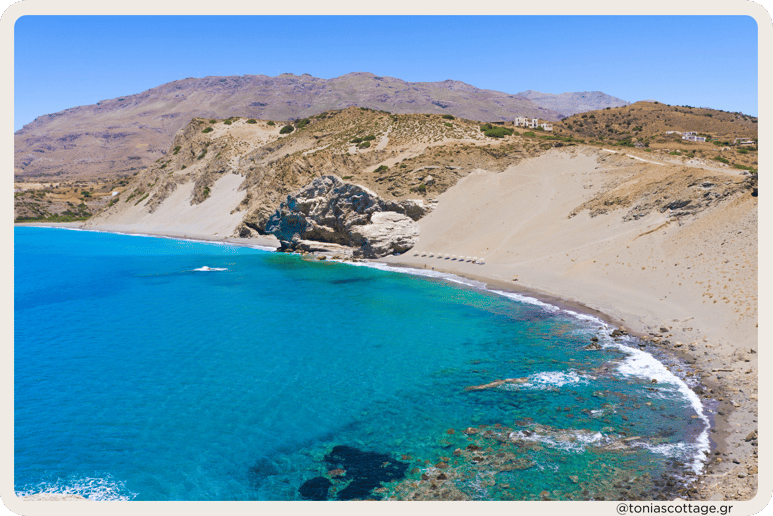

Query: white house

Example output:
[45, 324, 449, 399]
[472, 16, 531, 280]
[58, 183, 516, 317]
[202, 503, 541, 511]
[681, 132, 706, 142]
[541, 123, 553, 131]
[515, 116, 543, 129]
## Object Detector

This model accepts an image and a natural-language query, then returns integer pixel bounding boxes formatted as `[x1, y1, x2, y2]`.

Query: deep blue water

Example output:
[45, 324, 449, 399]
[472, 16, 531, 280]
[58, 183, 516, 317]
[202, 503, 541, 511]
[14, 227, 709, 501]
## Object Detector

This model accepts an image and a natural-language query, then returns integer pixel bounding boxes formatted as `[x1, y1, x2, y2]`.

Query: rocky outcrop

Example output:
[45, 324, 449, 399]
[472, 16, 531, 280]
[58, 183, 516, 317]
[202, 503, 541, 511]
[265, 175, 430, 258]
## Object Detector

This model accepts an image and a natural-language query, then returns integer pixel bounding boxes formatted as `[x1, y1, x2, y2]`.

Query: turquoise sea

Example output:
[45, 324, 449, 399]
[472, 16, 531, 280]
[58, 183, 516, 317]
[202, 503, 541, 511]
[14, 226, 710, 501]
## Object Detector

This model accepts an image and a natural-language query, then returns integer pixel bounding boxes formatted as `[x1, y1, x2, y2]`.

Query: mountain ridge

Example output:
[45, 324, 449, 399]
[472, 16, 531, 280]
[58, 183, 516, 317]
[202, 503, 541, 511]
[15, 72, 625, 179]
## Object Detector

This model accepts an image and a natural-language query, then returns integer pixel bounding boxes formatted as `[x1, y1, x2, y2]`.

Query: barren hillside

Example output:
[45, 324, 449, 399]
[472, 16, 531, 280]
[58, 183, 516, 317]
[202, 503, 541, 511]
[15, 72, 569, 180]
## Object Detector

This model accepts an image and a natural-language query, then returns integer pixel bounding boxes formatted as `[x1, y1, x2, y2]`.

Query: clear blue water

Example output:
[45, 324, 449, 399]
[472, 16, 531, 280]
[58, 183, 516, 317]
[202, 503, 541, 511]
[14, 227, 709, 501]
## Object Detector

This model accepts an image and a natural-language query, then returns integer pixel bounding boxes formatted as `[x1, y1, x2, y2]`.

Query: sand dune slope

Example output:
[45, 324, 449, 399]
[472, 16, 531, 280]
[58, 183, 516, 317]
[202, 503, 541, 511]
[84, 173, 250, 239]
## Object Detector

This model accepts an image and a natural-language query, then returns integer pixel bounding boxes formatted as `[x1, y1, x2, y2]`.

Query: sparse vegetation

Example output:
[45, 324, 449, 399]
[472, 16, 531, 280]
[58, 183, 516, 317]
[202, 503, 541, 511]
[713, 156, 730, 164]
[173, 146, 181, 155]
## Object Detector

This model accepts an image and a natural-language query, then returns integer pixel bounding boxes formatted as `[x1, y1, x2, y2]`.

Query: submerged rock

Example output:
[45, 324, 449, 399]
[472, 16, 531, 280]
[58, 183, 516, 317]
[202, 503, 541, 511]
[299, 476, 332, 501]
[323, 445, 409, 500]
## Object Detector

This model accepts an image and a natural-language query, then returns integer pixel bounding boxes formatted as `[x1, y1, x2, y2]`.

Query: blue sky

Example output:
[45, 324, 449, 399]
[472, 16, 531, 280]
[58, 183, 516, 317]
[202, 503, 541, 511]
[14, 15, 759, 130]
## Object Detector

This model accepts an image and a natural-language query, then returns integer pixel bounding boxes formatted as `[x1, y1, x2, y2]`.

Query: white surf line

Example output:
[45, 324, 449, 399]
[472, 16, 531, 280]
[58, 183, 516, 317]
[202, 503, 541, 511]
[342, 257, 711, 474]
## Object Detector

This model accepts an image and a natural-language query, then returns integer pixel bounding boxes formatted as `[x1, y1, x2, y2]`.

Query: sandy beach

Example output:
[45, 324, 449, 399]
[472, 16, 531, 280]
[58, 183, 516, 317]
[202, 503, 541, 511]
[15, 146, 758, 501]
[378, 147, 758, 500]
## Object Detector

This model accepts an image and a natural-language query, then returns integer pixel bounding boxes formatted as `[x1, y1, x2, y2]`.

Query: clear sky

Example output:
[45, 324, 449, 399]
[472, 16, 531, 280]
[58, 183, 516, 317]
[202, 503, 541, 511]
[14, 15, 760, 131]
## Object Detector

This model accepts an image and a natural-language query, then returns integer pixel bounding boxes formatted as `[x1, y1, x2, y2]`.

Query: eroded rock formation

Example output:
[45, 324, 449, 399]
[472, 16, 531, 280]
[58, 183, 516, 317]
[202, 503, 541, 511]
[265, 175, 430, 258]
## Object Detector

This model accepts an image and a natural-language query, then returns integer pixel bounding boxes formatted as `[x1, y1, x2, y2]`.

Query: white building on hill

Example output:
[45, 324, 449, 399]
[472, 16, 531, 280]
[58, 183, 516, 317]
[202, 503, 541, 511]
[515, 117, 553, 130]
[515, 117, 539, 128]
[681, 131, 706, 142]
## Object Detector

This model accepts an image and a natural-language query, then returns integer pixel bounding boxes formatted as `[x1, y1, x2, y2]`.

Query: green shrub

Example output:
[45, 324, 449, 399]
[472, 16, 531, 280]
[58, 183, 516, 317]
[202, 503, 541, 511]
[279, 125, 294, 134]
[669, 151, 680, 156]
[246, 119, 257, 124]
[342, 175, 353, 180]
[267, 121, 275, 126]
[484, 127, 514, 138]
[523, 131, 536, 137]
[350, 137, 363, 144]
[202, 186, 211, 199]
[442, 114, 455, 120]
[197, 150, 207, 160]
[375, 165, 389, 172]
[209, 119, 217, 124]
[202, 127, 213, 133]
[359, 141, 371, 149]
[223, 120, 232, 125]
[713, 156, 730, 164]
[296, 118, 310, 129]
[444, 122, 453, 128]
[173, 146, 181, 155]
[363, 135, 376, 141]
[480, 123, 493, 132]
[737, 148, 749, 154]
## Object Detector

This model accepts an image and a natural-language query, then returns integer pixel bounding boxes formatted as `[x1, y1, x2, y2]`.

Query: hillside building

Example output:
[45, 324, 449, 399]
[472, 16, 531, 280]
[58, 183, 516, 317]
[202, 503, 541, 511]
[665, 130, 706, 142]
[515, 117, 539, 128]
[682, 133, 706, 142]
[515, 117, 553, 130]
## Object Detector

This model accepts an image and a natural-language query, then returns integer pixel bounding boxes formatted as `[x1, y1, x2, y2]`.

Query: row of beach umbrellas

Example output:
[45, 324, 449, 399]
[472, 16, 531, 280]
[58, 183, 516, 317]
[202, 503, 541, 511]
[412, 251, 485, 264]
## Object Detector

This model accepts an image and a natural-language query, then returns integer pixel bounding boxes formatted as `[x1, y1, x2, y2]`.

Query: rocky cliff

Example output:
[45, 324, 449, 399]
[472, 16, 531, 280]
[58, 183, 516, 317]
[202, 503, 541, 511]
[265, 175, 430, 258]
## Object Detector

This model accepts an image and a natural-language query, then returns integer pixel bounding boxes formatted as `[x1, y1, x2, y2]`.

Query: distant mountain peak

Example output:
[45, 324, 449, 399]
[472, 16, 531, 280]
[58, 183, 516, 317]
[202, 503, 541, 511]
[518, 89, 630, 117]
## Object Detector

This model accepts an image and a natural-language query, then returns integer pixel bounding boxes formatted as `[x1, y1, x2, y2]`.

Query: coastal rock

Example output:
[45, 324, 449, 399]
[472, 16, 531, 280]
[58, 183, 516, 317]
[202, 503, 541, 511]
[265, 175, 430, 258]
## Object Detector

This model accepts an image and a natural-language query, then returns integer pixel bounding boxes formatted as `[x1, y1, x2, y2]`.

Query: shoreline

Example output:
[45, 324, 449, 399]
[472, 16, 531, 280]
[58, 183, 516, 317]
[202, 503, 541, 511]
[372, 257, 754, 501]
[14, 222, 755, 501]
